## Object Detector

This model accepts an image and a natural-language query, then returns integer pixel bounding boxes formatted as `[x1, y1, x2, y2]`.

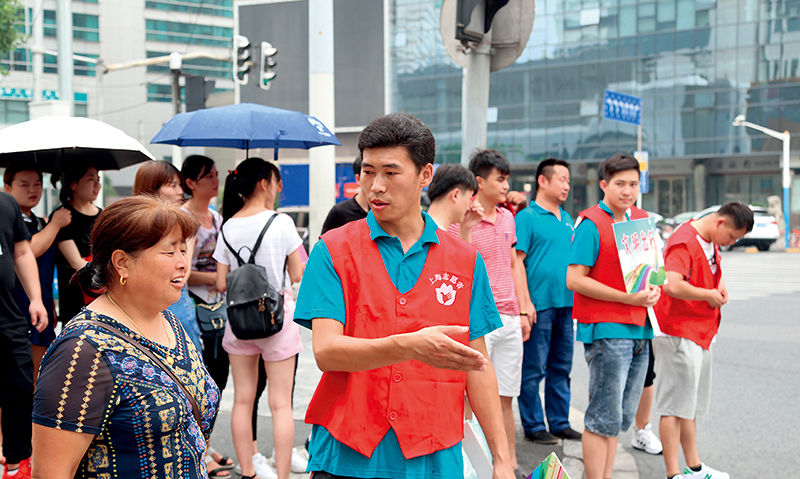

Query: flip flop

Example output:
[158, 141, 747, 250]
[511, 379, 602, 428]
[215, 455, 234, 469]
[207, 466, 231, 478]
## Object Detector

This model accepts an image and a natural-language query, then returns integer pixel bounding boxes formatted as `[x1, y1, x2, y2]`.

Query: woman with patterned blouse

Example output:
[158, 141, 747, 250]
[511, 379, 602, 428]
[32, 196, 220, 479]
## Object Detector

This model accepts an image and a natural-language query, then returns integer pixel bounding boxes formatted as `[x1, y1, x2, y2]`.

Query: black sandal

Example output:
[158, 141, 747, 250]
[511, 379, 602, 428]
[207, 466, 232, 478]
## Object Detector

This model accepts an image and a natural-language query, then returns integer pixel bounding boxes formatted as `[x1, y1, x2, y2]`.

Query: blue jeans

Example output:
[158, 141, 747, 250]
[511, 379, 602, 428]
[167, 287, 203, 352]
[583, 338, 649, 437]
[518, 307, 574, 434]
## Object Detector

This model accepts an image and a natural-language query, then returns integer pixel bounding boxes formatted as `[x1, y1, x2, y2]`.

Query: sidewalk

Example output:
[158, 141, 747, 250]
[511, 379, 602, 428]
[208, 328, 640, 478]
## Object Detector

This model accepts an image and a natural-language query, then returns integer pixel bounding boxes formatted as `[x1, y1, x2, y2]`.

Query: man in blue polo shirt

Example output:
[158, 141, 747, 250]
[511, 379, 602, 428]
[294, 113, 513, 479]
[566, 154, 659, 479]
[514, 158, 581, 445]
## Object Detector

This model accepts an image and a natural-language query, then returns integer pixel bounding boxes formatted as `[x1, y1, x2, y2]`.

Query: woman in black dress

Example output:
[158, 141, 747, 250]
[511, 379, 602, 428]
[51, 160, 102, 323]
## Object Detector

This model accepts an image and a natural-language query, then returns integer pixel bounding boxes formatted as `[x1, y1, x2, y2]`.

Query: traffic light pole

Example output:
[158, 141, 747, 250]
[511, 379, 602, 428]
[460, 3, 492, 165]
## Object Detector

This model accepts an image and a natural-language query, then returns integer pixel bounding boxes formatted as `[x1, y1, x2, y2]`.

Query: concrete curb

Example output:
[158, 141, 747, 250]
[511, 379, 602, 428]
[564, 406, 640, 479]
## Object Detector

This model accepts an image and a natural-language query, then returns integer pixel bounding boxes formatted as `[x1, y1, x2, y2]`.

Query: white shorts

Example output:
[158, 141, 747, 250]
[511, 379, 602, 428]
[653, 335, 712, 419]
[484, 314, 523, 397]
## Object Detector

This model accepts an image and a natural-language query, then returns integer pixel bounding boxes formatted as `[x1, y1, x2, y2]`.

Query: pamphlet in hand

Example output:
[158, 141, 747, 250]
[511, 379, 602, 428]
[612, 217, 667, 292]
[526, 452, 571, 479]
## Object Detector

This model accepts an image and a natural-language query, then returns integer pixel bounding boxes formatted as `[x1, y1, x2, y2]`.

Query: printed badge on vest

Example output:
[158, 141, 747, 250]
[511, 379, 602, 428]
[428, 272, 464, 306]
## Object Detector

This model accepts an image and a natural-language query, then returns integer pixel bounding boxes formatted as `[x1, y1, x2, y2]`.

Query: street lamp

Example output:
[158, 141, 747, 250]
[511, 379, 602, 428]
[732, 114, 792, 249]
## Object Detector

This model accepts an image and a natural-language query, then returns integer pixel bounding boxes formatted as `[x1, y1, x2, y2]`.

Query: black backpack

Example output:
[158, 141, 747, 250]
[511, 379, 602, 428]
[221, 213, 285, 340]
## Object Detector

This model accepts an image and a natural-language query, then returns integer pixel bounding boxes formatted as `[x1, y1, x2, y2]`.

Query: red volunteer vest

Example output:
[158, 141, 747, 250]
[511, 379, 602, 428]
[654, 222, 722, 349]
[305, 219, 477, 459]
[572, 204, 650, 326]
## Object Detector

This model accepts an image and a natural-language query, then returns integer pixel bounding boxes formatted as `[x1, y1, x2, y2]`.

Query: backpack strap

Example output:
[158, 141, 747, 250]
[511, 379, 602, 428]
[248, 212, 279, 264]
[220, 227, 247, 267]
[220, 213, 278, 267]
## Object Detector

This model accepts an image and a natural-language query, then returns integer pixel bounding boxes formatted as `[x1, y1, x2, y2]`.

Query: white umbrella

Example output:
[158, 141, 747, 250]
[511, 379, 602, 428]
[0, 116, 154, 172]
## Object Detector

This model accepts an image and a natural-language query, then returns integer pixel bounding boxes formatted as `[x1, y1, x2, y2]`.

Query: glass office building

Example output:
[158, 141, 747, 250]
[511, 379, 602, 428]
[391, 0, 800, 219]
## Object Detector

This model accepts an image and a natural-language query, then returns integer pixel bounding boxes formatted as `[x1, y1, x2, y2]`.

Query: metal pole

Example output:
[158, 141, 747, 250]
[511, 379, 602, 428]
[32, 0, 43, 102]
[56, 0, 73, 114]
[170, 53, 183, 167]
[460, 3, 491, 165]
[637, 124, 643, 208]
[783, 132, 791, 249]
[308, 0, 336, 249]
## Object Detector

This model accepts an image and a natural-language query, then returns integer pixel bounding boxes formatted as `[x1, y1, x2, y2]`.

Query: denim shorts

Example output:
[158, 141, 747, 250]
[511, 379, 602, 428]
[583, 338, 649, 437]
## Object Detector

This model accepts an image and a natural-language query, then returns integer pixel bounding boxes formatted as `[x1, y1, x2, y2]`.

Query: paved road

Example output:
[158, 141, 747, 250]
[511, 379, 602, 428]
[212, 250, 799, 478]
[568, 250, 800, 479]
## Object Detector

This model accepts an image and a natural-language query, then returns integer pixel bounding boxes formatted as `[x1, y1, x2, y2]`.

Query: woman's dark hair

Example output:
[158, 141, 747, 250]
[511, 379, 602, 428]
[599, 153, 640, 181]
[73, 196, 199, 293]
[357, 113, 435, 171]
[468, 149, 511, 178]
[181, 154, 216, 196]
[221, 157, 281, 221]
[133, 160, 182, 197]
[428, 164, 478, 203]
[52, 159, 95, 206]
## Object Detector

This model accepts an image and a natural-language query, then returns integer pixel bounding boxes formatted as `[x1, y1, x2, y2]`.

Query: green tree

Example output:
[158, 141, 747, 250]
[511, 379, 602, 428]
[0, 0, 25, 57]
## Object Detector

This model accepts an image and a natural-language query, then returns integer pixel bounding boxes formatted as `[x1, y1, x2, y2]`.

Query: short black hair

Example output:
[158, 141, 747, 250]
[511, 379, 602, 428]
[428, 164, 478, 203]
[468, 149, 510, 178]
[358, 113, 435, 171]
[352, 152, 363, 176]
[599, 153, 639, 181]
[717, 202, 754, 232]
[536, 158, 570, 183]
[4, 163, 43, 186]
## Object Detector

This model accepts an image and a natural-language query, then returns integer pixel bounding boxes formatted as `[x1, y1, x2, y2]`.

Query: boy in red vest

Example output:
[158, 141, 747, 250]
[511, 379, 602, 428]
[566, 154, 660, 479]
[294, 113, 513, 479]
[653, 202, 752, 479]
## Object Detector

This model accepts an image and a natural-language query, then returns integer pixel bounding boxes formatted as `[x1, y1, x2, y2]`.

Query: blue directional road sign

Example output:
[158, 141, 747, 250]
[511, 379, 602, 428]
[603, 90, 642, 125]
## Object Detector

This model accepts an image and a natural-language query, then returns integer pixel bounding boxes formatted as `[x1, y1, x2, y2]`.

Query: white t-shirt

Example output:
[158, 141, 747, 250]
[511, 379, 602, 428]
[212, 210, 302, 291]
[695, 234, 718, 275]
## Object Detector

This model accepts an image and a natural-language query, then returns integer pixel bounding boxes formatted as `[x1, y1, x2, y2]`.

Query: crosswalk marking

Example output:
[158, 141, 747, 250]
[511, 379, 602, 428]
[722, 252, 800, 301]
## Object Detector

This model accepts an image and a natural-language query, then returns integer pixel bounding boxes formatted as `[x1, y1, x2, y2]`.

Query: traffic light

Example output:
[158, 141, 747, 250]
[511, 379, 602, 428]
[185, 76, 216, 112]
[455, 0, 511, 43]
[259, 41, 278, 90]
[234, 35, 252, 85]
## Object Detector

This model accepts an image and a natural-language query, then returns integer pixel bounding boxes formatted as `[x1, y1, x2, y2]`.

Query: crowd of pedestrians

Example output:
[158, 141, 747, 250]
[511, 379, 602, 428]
[0, 112, 751, 479]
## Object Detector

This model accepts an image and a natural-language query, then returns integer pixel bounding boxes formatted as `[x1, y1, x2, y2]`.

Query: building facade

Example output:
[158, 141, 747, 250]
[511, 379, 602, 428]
[392, 0, 800, 222]
[0, 0, 235, 196]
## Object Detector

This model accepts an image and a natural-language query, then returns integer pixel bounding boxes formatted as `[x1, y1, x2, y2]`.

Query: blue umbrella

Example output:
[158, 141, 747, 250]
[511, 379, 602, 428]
[150, 103, 341, 160]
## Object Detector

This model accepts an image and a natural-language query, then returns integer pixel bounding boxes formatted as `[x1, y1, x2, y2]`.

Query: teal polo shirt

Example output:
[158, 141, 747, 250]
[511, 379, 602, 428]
[569, 201, 653, 343]
[294, 210, 501, 479]
[515, 201, 575, 311]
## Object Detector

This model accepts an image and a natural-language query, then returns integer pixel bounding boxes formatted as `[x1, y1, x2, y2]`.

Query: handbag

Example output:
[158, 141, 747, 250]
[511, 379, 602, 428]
[71, 318, 203, 426]
[195, 296, 227, 336]
[221, 213, 286, 340]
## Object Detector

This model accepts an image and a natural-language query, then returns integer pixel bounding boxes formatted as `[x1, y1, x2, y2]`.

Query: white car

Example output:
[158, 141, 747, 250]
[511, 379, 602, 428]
[693, 205, 779, 251]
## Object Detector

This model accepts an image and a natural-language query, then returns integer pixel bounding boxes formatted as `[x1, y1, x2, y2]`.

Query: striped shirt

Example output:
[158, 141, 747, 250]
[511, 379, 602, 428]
[450, 207, 520, 315]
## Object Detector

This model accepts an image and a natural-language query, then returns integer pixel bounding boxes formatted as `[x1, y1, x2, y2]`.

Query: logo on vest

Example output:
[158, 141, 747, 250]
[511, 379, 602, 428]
[428, 272, 464, 306]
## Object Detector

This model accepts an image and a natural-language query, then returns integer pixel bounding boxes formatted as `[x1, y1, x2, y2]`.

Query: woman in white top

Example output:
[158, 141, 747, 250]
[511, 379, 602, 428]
[213, 158, 304, 479]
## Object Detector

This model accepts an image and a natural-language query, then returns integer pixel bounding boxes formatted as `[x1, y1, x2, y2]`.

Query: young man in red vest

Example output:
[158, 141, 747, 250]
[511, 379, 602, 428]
[294, 113, 513, 479]
[566, 154, 661, 479]
[653, 202, 752, 479]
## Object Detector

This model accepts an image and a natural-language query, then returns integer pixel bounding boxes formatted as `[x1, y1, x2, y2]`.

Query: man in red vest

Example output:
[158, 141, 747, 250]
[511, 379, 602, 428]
[566, 154, 661, 479]
[652, 202, 752, 479]
[294, 113, 513, 479]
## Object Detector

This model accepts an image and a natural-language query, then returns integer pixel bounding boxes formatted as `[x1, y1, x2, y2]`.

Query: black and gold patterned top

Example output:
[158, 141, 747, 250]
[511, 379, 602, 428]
[33, 309, 220, 478]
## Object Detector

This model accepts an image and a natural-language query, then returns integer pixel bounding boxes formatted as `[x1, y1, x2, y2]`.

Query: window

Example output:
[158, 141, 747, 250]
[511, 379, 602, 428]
[145, 0, 232, 18]
[147, 84, 174, 103]
[37, 10, 99, 42]
[0, 99, 29, 124]
[145, 19, 232, 47]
